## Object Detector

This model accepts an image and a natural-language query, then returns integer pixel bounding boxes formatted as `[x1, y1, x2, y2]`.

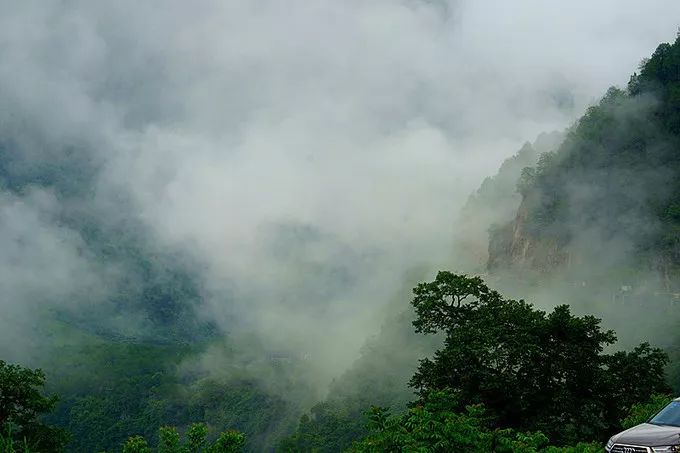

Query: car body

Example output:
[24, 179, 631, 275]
[606, 398, 680, 452]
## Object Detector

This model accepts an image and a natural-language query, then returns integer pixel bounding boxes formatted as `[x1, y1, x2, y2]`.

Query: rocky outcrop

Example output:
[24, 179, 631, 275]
[453, 132, 563, 271]
[487, 195, 568, 273]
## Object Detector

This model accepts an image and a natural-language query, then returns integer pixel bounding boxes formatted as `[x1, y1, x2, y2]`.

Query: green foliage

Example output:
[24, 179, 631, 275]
[123, 436, 152, 453]
[158, 427, 182, 453]
[38, 336, 294, 452]
[206, 430, 245, 453]
[0, 360, 69, 452]
[541, 444, 603, 453]
[186, 423, 209, 453]
[516, 166, 536, 195]
[349, 390, 601, 453]
[620, 394, 673, 429]
[0, 427, 33, 453]
[278, 402, 368, 453]
[0, 361, 55, 428]
[52, 342, 191, 452]
[287, 272, 672, 452]
[121, 425, 244, 453]
[409, 272, 670, 445]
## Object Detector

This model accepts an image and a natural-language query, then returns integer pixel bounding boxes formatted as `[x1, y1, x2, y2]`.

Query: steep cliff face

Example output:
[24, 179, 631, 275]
[452, 132, 563, 271]
[486, 36, 680, 285]
[487, 194, 568, 272]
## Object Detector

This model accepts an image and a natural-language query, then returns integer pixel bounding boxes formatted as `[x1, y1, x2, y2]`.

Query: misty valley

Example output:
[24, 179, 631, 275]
[3, 3, 680, 453]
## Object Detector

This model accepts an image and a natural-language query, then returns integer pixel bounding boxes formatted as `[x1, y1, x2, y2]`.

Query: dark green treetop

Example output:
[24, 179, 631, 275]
[0, 360, 69, 452]
[409, 272, 669, 444]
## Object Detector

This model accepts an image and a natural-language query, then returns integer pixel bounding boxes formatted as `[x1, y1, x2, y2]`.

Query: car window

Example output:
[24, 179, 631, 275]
[650, 401, 680, 427]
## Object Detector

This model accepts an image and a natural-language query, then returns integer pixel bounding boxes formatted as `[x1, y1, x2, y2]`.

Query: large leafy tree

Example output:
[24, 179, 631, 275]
[409, 272, 669, 444]
[0, 360, 69, 452]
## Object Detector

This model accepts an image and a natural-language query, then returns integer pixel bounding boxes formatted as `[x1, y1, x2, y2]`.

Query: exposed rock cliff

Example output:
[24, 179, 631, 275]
[487, 194, 567, 272]
[452, 132, 563, 271]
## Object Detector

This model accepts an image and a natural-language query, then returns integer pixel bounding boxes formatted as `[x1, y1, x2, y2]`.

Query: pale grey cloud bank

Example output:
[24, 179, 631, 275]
[0, 0, 679, 387]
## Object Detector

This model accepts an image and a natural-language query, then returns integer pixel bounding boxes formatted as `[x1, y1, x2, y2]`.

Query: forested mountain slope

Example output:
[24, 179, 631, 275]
[488, 35, 680, 290]
[0, 138, 305, 451]
[0, 140, 210, 344]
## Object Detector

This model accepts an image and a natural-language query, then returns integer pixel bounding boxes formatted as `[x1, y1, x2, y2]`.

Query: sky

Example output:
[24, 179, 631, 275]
[1, 0, 680, 387]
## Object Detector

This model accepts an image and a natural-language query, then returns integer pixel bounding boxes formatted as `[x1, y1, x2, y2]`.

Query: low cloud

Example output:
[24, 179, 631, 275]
[1, 0, 679, 389]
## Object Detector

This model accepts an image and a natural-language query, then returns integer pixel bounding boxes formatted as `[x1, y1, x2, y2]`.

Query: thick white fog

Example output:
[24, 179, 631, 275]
[1, 0, 679, 387]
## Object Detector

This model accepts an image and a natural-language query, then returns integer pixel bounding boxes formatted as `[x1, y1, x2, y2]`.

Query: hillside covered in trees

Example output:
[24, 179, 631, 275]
[489, 34, 680, 287]
[3, 273, 673, 452]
